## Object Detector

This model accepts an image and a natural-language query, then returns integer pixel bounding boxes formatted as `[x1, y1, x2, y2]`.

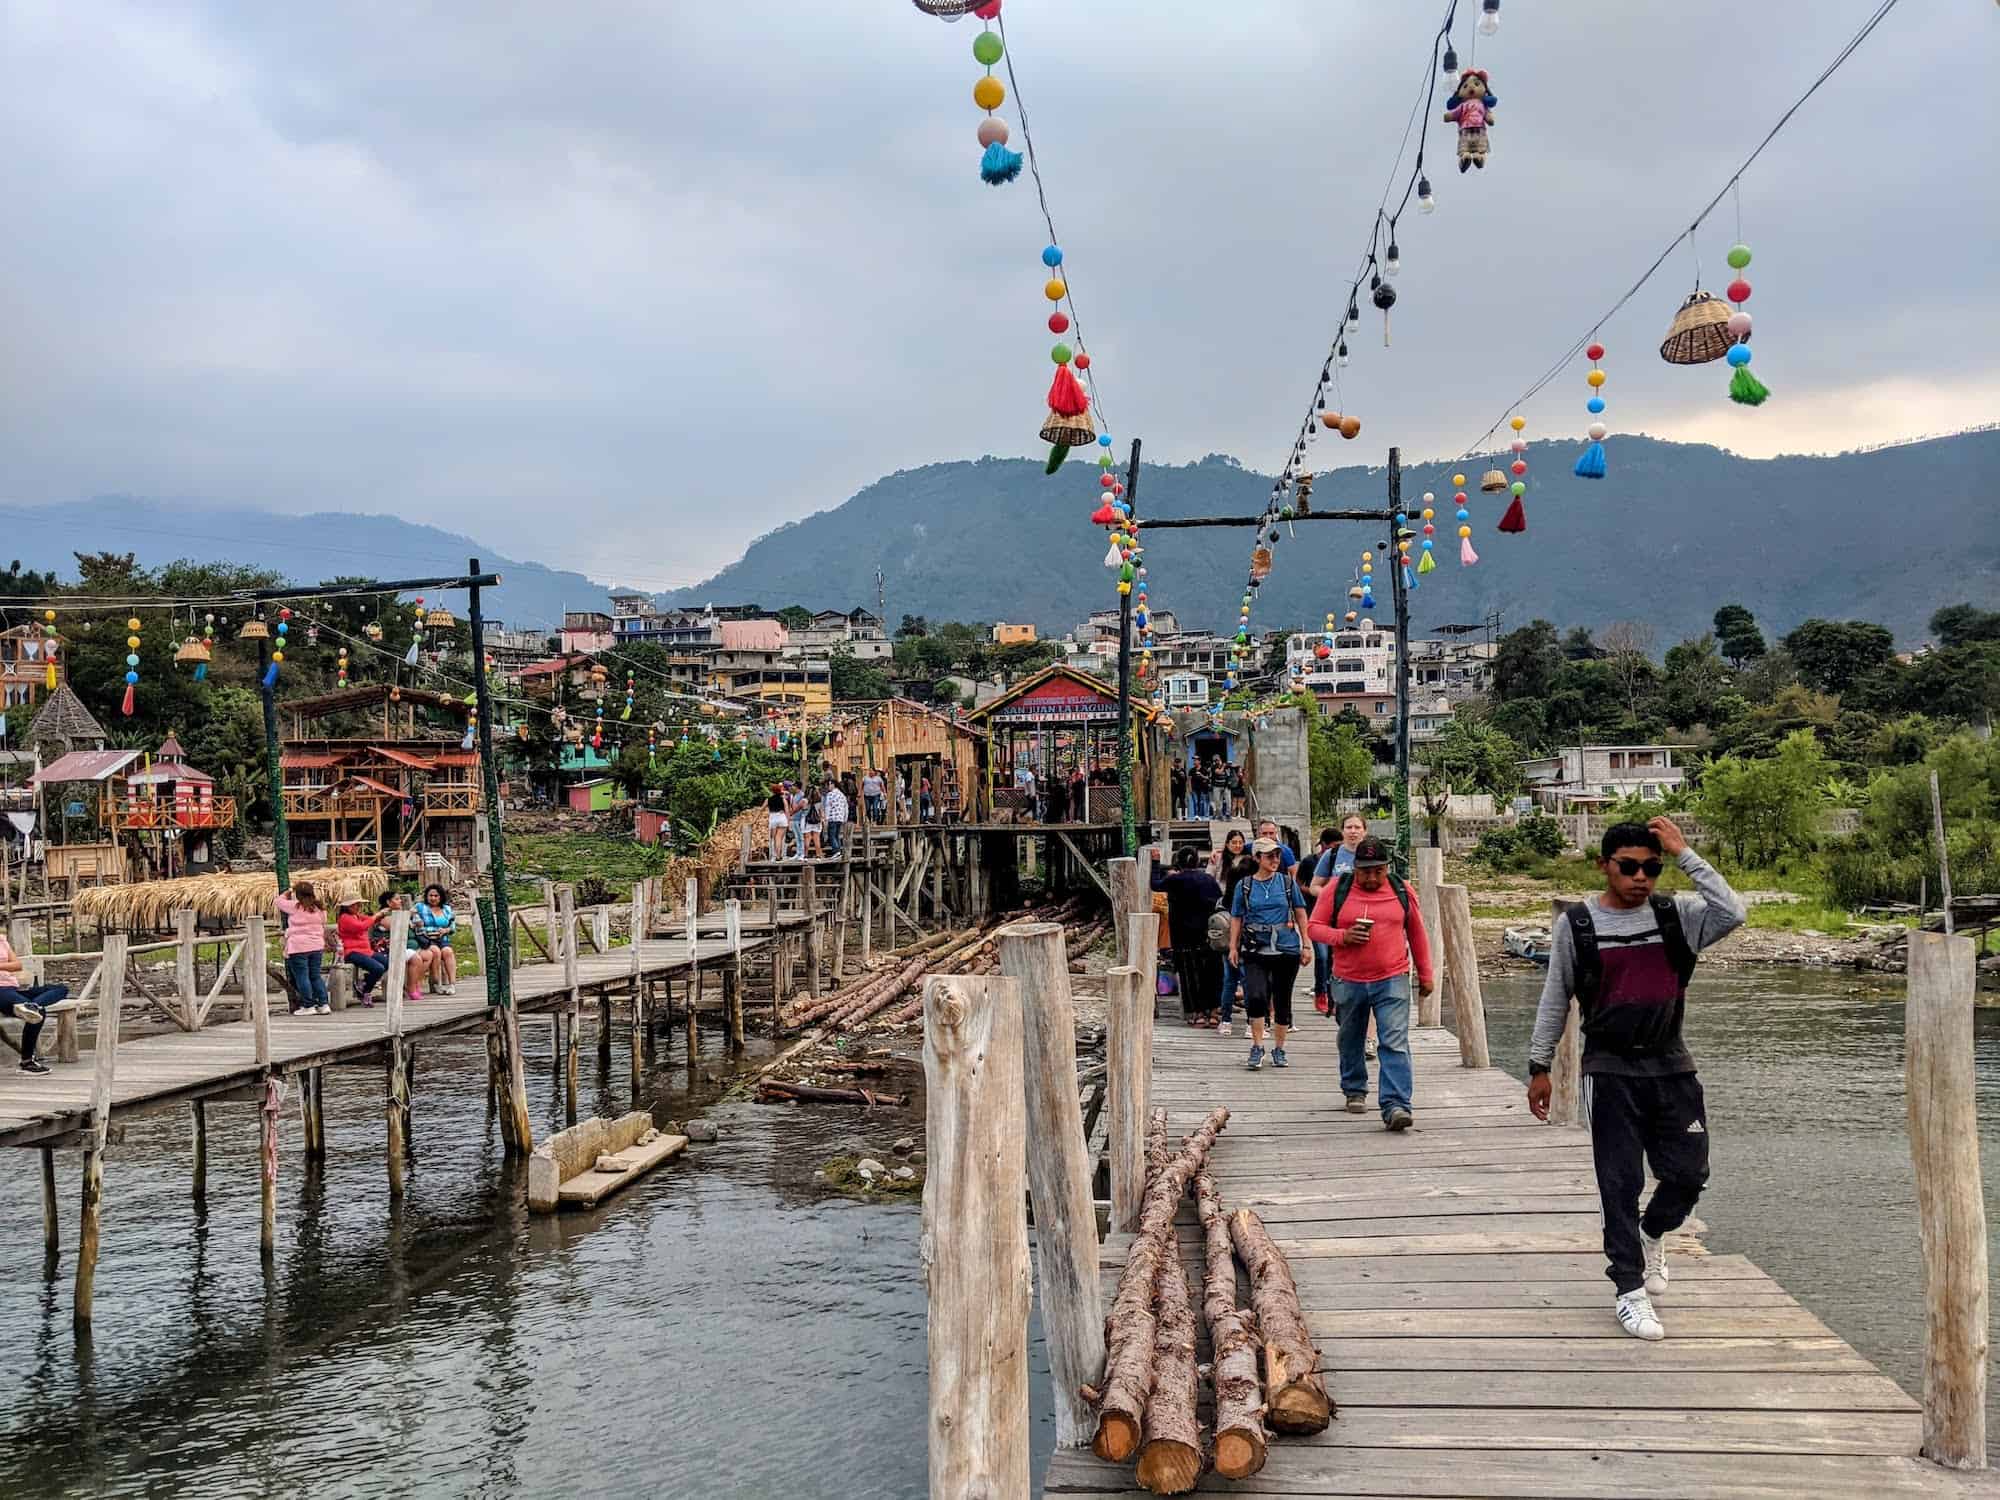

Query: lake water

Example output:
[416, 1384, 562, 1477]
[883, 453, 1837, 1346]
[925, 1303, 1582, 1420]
[0, 969, 1991, 1497]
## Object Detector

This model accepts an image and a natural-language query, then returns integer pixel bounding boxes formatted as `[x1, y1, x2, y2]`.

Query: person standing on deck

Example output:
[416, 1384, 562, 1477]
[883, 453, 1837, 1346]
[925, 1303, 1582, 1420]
[821, 776, 848, 856]
[786, 781, 809, 859]
[274, 881, 332, 1015]
[1309, 837, 1433, 1131]
[1152, 844, 1224, 1028]
[1228, 838, 1311, 1071]
[1211, 758, 1233, 820]
[765, 783, 788, 860]
[1169, 761, 1187, 819]
[1309, 814, 1369, 1018]
[861, 768, 886, 826]
[1188, 758, 1210, 819]
[1527, 817, 1745, 1343]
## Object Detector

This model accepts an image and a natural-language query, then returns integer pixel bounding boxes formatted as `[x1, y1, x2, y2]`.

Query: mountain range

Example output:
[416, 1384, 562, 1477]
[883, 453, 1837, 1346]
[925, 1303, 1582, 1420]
[8, 429, 1994, 648]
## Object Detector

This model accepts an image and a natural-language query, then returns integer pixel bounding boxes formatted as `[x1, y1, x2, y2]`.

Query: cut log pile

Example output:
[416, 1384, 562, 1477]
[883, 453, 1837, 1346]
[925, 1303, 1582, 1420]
[1083, 1112, 1330, 1494]
[753, 1079, 908, 1108]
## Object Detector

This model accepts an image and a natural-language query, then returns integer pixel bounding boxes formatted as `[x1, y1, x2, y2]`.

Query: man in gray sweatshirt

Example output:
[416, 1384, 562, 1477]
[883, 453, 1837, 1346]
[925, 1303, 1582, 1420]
[1526, 816, 1745, 1342]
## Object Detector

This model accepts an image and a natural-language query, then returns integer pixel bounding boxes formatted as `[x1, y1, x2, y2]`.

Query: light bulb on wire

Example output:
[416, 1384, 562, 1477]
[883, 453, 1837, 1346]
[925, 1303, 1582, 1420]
[1418, 176, 1436, 214]
[1478, 0, 1499, 36]
[1345, 299, 1360, 335]
[1337, 342, 1350, 368]
[1441, 41, 1458, 72]
[1384, 240, 1401, 277]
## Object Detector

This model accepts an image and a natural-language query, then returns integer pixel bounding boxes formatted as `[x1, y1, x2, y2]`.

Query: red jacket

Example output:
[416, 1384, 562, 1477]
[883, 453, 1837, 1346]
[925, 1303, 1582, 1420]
[337, 910, 381, 958]
[1308, 876, 1433, 990]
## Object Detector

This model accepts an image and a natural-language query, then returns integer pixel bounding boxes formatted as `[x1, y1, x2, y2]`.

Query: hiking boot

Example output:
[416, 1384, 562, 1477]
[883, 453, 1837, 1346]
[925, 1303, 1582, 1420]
[1344, 1094, 1366, 1114]
[1642, 1231, 1670, 1299]
[1270, 1047, 1289, 1068]
[1384, 1107, 1413, 1132]
[1615, 1289, 1665, 1341]
[20, 1056, 51, 1075]
[1245, 1045, 1265, 1072]
[10, 1002, 43, 1025]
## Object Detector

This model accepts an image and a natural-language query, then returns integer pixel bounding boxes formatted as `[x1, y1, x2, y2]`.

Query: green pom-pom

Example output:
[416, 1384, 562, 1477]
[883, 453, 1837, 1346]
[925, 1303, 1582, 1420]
[1051, 341, 1072, 365]
[1729, 366, 1770, 406]
[1726, 243, 1752, 270]
[1045, 442, 1071, 474]
[1280, 506, 1295, 520]
[1099, 454, 1114, 468]
[973, 30, 1003, 66]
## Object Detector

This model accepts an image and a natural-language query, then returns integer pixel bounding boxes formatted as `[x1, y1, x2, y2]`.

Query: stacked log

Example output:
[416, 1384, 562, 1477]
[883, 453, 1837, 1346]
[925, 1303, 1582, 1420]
[1228, 1206, 1332, 1433]
[1085, 1106, 1230, 1465]
[1195, 1171, 1267, 1479]
[1134, 1249, 1203, 1494]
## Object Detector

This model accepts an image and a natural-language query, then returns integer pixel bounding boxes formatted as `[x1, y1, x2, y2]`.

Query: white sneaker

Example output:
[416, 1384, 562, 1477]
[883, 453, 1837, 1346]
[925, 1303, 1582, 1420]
[1641, 1231, 1669, 1298]
[1615, 1289, 1665, 1341]
[1216, 1022, 1232, 1037]
[315, 1004, 332, 1015]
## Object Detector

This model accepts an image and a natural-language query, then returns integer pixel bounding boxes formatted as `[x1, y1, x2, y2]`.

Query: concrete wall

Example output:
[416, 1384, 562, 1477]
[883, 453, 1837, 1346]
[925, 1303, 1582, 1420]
[1245, 707, 1312, 851]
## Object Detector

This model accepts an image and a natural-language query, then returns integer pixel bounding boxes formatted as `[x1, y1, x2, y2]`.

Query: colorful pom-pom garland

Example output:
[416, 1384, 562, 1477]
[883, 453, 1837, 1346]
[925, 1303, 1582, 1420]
[1574, 341, 1608, 479]
[1723, 242, 1768, 406]
[971, 17, 1021, 185]
[1496, 416, 1528, 533]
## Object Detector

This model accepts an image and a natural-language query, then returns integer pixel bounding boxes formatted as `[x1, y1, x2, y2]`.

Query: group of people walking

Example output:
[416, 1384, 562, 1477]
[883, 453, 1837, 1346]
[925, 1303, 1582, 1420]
[1169, 755, 1242, 820]
[275, 880, 460, 1013]
[764, 764, 954, 860]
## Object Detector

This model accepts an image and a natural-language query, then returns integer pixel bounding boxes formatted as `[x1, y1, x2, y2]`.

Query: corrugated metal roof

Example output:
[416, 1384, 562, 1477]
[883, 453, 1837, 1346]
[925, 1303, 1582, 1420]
[280, 751, 347, 769]
[345, 774, 402, 798]
[127, 761, 214, 786]
[371, 747, 436, 770]
[32, 749, 141, 784]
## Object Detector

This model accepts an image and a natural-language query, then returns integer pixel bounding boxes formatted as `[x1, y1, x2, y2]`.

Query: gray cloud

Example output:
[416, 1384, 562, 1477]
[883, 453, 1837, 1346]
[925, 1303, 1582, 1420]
[0, 0, 1988, 592]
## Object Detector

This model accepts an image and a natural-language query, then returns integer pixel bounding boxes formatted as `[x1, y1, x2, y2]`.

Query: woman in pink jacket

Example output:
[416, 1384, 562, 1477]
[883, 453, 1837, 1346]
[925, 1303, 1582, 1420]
[273, 880, 332, 1014]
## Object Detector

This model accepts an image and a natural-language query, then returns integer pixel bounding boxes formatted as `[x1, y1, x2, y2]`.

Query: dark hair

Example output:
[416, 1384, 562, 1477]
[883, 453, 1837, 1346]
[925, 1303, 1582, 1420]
[1223, 830, 1246, 853]
[1223, 854, 1259, 897]
[379, 893, 399, 910]
[1600, 822, 1662, 860]
[1318, 827, 1339, 848]
[423, 884, 448, 906]
[1352, 836, 1390, 867]
[292, 881, 320, 912]
[1174, 845, 1198, 870]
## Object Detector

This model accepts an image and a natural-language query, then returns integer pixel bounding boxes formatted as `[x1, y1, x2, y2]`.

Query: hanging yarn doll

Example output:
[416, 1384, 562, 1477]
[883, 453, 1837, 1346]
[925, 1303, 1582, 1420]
[971, 10, 1021, 185]
[1443, 68, 1496, 173]
[122, 615, 142, 714]
[1724, 243, 1768, 405]
[1574, 343, 1609, 478]
[1497, 417, 1529, 532]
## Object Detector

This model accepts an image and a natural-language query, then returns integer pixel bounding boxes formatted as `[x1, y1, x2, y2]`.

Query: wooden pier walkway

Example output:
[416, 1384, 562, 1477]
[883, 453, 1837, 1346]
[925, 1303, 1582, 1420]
[1043, 1024, 1996, 1498]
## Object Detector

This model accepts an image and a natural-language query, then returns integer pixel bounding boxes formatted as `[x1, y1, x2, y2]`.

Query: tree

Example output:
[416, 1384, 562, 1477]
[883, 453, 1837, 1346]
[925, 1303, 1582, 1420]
[1599, 620, 1657, 728]
[828, 645, 892, 701]
[1712, 604, 1767, 669]
[1660, 633, 1730, 730]
[1696, 729, 1831, 865]
[1311, 720, 1375, 813]
[1560, 626, 1601, 661]
[896, 614, 929, 639]
[1485, 696, 1549, 753]
[775, 604, 814, 631]
[1493, 620, 1562, 703]
[1423, 717, 1524, 799]
[1781, 618, 1895, 697]
[1930, 602, 2000, 650]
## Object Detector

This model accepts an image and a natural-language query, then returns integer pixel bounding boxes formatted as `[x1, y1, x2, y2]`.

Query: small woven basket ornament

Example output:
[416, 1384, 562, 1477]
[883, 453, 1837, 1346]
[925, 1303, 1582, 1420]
[173, 636, 211, 664]
[1660, 290, 1735, 365]
[1479, 468, 1507, 493]
[1039, 409, 1095, 448]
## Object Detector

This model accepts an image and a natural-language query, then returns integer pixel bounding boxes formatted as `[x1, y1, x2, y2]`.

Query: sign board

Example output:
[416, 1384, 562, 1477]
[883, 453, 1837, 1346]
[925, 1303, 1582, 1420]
[986, 674, 1118, 725]
[65, 801, 86, 817]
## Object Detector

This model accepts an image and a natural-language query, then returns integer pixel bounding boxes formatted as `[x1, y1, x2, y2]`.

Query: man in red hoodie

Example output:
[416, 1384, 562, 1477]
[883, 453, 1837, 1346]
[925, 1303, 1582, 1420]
[1308, 837, 1434, 1130]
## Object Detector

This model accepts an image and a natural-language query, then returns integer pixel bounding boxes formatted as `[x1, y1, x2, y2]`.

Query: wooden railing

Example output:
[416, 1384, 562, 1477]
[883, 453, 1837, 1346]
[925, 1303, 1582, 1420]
[423, 784, 482, 814]
[282, 788, 382, 819]
[106, 794, 238, 831]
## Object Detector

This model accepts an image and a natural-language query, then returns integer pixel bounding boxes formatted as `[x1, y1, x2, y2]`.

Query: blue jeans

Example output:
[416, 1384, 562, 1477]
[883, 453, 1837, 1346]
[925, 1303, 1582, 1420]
[789, 813, 807, 856]
[866, 795, 886, 823]
[1190, 791, 1210, 819]
[1, 982, 65, 1060]
[1312, 941, 1332, 999]
[347, 952, 388, 998]
[286, 951, 329, 1009]
[824, 819, 845, 855]
[1336, 977, 1412, 1118]
[1218, 956, 1241, 1023]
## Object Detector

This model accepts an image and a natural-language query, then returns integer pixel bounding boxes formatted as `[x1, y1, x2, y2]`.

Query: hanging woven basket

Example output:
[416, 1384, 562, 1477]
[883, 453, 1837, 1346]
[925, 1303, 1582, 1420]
[1479, 468, 1508, 493]
[237, 618, 270, 640]
[173, 637, 212, 665]
[425, 608, 457, 628]
[1039, 410, 1097, 448]
[1660, 290, 1735, 365]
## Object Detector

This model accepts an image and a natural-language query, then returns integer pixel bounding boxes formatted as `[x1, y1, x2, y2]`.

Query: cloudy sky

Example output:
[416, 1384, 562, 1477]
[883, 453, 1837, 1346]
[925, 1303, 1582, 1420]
[1, 0, 1989, 591]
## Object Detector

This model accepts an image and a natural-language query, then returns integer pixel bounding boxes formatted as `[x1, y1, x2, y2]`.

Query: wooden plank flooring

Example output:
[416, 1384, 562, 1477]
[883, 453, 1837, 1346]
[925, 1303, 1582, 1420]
[1043, 1025, 1998, 1498]
[0, 930, 780, 1149]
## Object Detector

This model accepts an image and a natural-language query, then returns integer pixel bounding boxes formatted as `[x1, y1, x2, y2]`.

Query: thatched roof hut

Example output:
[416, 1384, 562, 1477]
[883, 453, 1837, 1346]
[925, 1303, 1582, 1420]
[73, 867, 391, 926]
[28, 684, 108, 755]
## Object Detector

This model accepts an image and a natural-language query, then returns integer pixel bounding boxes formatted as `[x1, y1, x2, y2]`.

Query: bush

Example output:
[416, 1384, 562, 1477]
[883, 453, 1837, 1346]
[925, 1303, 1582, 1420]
[1468, 815, 1567, 872]
[1517, 814, 1567, 857]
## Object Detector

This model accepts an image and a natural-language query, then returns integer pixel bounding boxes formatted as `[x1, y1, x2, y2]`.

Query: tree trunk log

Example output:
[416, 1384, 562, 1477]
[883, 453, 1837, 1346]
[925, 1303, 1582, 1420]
[755, 1080, 908, 1108]
[1228, 1206, 1331, 1434]
[1135, 1249, 1203, 1495]
[1195, 1172, 1267, 1479]
[1090, 1106, 1230, 1462]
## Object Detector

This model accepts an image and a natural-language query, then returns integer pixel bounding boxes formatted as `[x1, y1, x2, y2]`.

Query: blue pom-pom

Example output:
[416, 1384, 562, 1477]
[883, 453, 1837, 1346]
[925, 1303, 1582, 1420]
[1041, 244, 1063, 267]
[980, 143, 1023, 184]
[1727, 343, 1752, 367]
[1573, 441, 1607, 479]
[1586, 396, 1606, 414]
[125, 670, 139, 685]
[1098, 433, 1112, 447]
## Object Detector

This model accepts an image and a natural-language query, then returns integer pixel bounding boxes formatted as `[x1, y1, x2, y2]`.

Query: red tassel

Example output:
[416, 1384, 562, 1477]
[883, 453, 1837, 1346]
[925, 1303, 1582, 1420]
[1497, 497, 1527, 533]
[1046, 364, 1090, 418]
[121, 684, 136, 716]
[1090, 503, 1117, 525]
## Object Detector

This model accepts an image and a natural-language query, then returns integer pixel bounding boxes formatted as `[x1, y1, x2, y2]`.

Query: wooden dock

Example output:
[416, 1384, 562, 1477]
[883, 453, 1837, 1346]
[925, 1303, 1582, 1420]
[1042, 1024, 1997, 1498]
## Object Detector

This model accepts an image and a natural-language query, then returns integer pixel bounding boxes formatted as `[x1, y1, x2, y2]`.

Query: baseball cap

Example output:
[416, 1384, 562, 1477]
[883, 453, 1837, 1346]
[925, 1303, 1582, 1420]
[1352, 837, 1391, 868]
[1251, 837, 1281, 855]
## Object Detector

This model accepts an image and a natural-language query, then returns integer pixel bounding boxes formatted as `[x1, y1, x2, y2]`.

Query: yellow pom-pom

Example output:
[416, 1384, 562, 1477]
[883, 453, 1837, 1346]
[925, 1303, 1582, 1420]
[128, 617, 142, 630]
[126, 636, 140, 648]
[271, 650, 284, 663]
[1044, 277, 1067, 302]
[43, 609, 56, 623]
[1458, 525, 1472, 538]
[1451, 473, 1465, 488]
[1117, 581, 1132, 596]
[1509, 416, 1526, 431]
[973, 75, 1005, 111]
[1361, 550, 1373, 562]
[1586, 369, 1606, 388]
[1422, 507, 1434, 520]
[1361, 563, 1372, 574]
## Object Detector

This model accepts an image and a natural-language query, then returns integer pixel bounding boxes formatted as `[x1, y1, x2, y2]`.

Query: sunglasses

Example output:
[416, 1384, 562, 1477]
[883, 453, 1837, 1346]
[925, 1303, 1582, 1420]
[1612, 857, 1665, 878]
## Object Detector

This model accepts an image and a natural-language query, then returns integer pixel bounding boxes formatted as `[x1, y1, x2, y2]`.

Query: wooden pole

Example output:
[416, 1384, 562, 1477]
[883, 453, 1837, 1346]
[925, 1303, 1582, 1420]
[629, 881, 649, 1090]
[1108, 855, 1144, 965]
[1907, 929, 1987, 1470]
[1436, 883, 1489, 1069]
[998, 923, 1104, 1450]
[1103, 964, 1152, 1234]
[559, 885, 579, 1125]
[1122, 910, 1159, 1009]
[385, 909, 410, 1198]
[1413, 846, 1444, 1027]
[1930, 770, 1955, 936]
[191, 1100, 207, 1198]
[921, 973, 1030, 1496]
[725, 898, 744, 1049]
[303, 1066, 324, 1157]
[859, 864, 873, 965]
[74, 932, 125, 1322]
[41, 1144, 58, 1254]
[173, 908, 198, 1030]
[685, 877, 699, 958]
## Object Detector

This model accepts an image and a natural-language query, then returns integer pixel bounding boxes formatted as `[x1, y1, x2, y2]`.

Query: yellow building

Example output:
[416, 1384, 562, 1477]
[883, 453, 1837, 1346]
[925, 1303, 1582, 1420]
[992, 622, 1038, 646]
[705, 660, 832, 714]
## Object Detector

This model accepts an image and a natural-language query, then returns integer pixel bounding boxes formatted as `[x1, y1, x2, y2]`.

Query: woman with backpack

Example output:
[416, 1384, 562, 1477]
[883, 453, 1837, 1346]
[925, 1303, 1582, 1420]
[1227, 837, 1312, 1071]
[1308, 836, 1434, 1129]
[1152, 845, 1224, 1028]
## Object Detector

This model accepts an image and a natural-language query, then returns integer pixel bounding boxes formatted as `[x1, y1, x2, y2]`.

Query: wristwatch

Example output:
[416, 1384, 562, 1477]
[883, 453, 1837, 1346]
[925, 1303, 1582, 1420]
[1527, 1061, 1550, 1077]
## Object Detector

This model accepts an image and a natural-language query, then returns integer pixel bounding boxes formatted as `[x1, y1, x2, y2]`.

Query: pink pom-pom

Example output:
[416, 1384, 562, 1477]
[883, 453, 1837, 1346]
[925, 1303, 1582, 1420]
[1510, 438, 1527, 453]
[1727, 311, 1752, 339]
[977, 117, 1009, 148]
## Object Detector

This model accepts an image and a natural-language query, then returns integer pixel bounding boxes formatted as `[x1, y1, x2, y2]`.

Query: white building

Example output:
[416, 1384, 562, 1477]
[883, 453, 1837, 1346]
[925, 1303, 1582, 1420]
[1519, 745, 1691, 810]
[1162, 671, 1210, 709]
[1286, 627, 1393, 698]
[788, 608, 891, 661]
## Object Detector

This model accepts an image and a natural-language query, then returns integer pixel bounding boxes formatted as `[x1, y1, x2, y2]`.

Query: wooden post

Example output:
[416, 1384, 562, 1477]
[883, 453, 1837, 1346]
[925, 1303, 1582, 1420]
[998, 924, 1105, 1450]
[859, 867, 873, 965]
[1907, 929, 1988, 1470]
[921, 973, 1030, 1495]
[629, 881, 649, 1091]
[74, 932, 125, 1322]
[303, 1066, 324, 1157]
[542, 879, 559, 966]
[1437, 883, 1489, 1069]
[739, 820, 755, 867]
[385, 909, 410, 1198]
[1108, 855, 1144, 965]
[174, 908, 198, 1029]
[725, 899, 744, 1048]
[1413, 847, 1444, 1027]
[1103, 964, 1152, 1234]
[191, 1100, 207, 1198]
[685, 877, 700, 958]
[685, 961, 701, 1060]
[246, 919, 276, 1257]
[469, 897, 488, 977]
[1546, 902, 1585, 1127]
[41, 1145, 58, 1253]
[329, 961, 353, 1012]
[1122, 911, 1159, 1009]
[559, 885, 580, 1124]
[590, 905, 610, 953]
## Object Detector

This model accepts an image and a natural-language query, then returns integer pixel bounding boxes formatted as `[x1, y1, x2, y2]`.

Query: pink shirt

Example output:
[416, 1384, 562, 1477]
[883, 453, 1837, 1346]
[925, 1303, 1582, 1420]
[1308, 878, 1434, 990]
[273, 894, 330, 955]
[1450, 100, 1489, 129]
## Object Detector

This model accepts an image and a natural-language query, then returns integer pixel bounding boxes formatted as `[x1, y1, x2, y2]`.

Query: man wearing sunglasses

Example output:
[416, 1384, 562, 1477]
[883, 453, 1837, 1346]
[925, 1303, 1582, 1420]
[1527, 817, 1744, 1343]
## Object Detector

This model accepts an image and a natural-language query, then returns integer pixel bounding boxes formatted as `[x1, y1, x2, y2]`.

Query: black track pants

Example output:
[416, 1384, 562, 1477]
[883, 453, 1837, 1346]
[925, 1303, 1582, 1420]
[1588, 1071, 1710, 1295]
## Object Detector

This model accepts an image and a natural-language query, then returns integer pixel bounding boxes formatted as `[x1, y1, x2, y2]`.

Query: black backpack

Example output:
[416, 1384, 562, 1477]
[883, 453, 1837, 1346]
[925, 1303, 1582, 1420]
[1564, 897, 1697, 1006]
[1330, 872, 1410, 923]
